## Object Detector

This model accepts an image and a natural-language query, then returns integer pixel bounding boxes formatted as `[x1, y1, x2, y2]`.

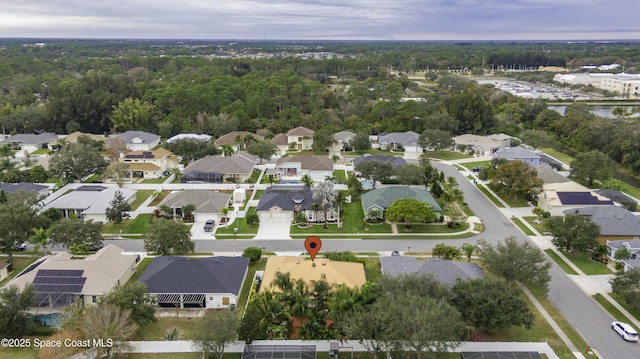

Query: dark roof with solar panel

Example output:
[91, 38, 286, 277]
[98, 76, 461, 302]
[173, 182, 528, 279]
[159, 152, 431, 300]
[33, 269, 86, 294]
[556, 192, 614, 205]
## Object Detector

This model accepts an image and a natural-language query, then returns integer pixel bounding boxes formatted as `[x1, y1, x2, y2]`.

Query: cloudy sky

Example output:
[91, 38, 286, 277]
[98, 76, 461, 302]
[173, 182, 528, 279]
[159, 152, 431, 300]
[0, 0, 638, 41]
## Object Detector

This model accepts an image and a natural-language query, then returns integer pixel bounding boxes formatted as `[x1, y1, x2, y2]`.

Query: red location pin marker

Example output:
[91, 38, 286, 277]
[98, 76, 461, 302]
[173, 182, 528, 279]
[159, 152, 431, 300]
[304, 236, 322, 262]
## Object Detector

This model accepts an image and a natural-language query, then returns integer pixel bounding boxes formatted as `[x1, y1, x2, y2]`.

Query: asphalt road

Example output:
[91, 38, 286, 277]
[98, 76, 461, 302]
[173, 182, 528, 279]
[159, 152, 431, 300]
[61, 161, 640, 357]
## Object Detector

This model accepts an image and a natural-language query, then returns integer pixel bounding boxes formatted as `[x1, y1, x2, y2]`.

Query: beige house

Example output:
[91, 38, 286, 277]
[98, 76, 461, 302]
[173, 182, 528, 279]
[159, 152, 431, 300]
[118, 148, 181, 180]
[261, 256, 366, 292]
[287, 126, 314, 151]
[538, 181, 615, 216]
[214, 131, 265, 152]
[271, 133, 290, 156]
[0, 261, 9, 281]
[452, 134, 502, 155]
[6, 245, 138, 313]
[49, 131, 105, 150]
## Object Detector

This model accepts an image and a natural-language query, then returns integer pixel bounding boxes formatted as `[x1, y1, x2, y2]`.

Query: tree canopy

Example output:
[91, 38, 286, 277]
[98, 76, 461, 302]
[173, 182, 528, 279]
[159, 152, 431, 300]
[546, 214, 601, 252]
[385, 198, 437, 227]
[144, 219, 194, 255]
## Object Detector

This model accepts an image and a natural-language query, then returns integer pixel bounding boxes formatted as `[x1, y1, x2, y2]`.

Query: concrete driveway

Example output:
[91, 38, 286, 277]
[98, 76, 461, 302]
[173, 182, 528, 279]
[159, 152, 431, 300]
[190, 220, 217, 240]
[254, 219, 291, 240]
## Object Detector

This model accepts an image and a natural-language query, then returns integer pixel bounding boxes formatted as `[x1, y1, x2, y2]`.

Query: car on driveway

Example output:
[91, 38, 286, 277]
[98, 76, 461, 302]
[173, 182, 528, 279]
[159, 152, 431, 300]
[203, 220, 215, 232]
[611, 321, 639, 341]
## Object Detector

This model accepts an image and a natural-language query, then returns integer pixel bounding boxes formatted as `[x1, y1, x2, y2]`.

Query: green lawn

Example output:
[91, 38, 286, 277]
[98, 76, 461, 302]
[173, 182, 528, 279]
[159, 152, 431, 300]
[460, 160, 491, 171]
[141, 177, 169, 184]
[522, 216, 548, 235]
[0, 255, 40, 286]
[477, 184, 504, 207]
[425, 150, 472, 161]
[216, 208, 259, 235]
[333, 169, 347, 183]
[236, 258, 267, 316]
[130, 190, 155, 210]
[128, 257, 154, 283]
[544, 249, 579, 275]
[102, 213, 153, 234]
[541, 148, 574, 166]
[512, 217, 534, 235]
[593, 294, 639, 332]
[396, 222, 470, 234]
[560, 250, 612, 275]
[487, 184, 531, 207]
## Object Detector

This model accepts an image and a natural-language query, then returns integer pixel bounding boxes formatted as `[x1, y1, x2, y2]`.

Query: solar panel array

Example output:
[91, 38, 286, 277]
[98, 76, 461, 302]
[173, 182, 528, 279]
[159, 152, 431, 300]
[33, 269, 86, 294]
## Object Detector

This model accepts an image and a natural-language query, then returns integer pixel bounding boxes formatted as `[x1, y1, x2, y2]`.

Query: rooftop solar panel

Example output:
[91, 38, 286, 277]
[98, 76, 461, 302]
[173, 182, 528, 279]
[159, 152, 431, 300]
[557, 192, 614, 206]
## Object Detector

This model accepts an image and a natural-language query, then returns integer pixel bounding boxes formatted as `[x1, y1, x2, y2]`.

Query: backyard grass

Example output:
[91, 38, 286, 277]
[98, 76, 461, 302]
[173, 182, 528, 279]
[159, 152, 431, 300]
[141, 177, 170, 184]
[149, 190, 171, 206]
[559, 250, 612, 275]
[333, 169, 347, 183]
[132, 316, 199, 341]
[543, 249, 579, 275]
[130, 190, 154, 210]
[83, 174, 102, 183]
[236, 258, 267, 315]
[128, 257, 154, 283]
[252, 190, 265, 200]
[615, 180, 640, 201]
[0, 255, 40, 286]
[541, 148, 574, 167]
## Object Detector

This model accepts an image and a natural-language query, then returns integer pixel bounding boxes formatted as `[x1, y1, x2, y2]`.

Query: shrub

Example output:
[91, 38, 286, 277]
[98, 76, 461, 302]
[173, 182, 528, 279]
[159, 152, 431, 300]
[245, 213, 259, 225]
[243, 246, 263, 262]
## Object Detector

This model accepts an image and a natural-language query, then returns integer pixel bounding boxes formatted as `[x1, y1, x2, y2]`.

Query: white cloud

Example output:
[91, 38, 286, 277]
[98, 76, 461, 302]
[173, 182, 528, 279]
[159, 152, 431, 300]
[0, 0, 637, 40]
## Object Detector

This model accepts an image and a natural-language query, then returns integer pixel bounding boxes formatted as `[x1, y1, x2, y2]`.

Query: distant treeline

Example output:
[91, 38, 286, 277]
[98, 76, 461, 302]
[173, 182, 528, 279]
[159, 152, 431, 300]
[487, 51, 566, 68]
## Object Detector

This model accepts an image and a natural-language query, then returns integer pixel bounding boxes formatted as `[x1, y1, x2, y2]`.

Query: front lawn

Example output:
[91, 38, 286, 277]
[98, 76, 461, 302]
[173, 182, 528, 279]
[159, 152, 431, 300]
[487, 184, 531, 208]
[102, 213, 153, 234]
[523, 216, 548, 235]
[130, 190, 155, 210]
[559, 250, 612, 275]
[216, 208, 259, 235]
[460, 160, 492, 171]
[425, 150, 472, 161]
[512, 217, 534, 235]
[543, 249, 578, 275]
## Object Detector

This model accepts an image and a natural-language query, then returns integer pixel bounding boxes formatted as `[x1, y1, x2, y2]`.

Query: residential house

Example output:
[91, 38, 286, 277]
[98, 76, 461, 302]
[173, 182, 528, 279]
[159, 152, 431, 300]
[595, 189, 638, 212]
[260, 256, 366, 292]
[607, 238, 640, 261]
[0, 133, 58, 153]
[118, 148, 181, 180]
[6, 245, 138, 313]
[0, 182, 50, 197]
[48, 131, 105, 150]
[139, 256, 249, 309]
[492, 146, 541, 166]
[271, 133, 290, 156]
[275, 155, 333, 182]
[379, 256, 484, 285]
[568, 206, 640, 242]
[329, 131, 356, 154]
[158, 189, 231, 223]
[41, 185, 137, 222]
[376, 131, 421, 159]
[286, 126, 314, 151]
[452, 134, 502, 155]
[256, 185, 336, 225]
[181, 152, 257, 183]
[214, 131, 265, 152]
[621, 257, 640, 272]
[117, 131, 161, 151]
[165, 133, 212, 143]
[486, 133, 517, 148]
[538, 181, 614, 216]
[361, 186, 442, 220]
[352, 154, 407, 174]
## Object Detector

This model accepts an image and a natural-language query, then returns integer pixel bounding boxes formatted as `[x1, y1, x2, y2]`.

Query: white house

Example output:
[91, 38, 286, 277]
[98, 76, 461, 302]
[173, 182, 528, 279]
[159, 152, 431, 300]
[41, 185, 137, 223]
[117, 131, 161, 151]
[275, 155, 333, 182]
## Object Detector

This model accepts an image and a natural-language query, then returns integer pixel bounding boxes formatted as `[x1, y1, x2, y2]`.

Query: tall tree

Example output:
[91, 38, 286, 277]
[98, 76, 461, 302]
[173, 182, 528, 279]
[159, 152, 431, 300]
[0, 191, 47, 262]
[546, 214, 601, 252]
[451, 278, 534, 331]
[432, 243, 462, 260]
[354, 159, 393, 189]
[477, 237, 551, 293]
[144, 219, 194, 255]
[312, 127, 337, 152]
[110, 97, 159, 132]
[312, 180, 337, 229]
[419, 129, 454, 152]
[610, 268, 640, 312]
[569, 150, 615, 187]
[247, 139, 279, 164]
[460, 243, 476, 262]
[349, 132, 372, 151]
[81, 301, 137, 358]
[191, 310, 240, 359]
[394, 164, 424, 185]
[105, 190, 131, 226]
[385, 198, 436, 229]
[489, 160, 543, 201]
[103, 282, 157, 329]
[48, 218, 103, 250]
[49, 141, 109, 182]
[0, 284, 36, 338]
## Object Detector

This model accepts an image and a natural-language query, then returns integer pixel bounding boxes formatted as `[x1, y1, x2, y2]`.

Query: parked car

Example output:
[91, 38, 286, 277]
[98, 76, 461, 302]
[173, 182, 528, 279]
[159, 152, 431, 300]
[611, 321, 639, 341]
[204, 220, 215, 232]
[88, 241, 104, 251]
[1, 241, 26, 252]
[391, 250, 400, 256]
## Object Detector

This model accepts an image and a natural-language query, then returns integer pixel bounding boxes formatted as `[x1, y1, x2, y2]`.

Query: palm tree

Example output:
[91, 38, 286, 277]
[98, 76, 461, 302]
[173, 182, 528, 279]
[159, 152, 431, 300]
[335, 191, 348, 229]
[312, 180, 337, 229]
[29, 226, 52, 254]
[220, 144, 235, 157]
[460, 243, 476, 262]
[220, 207, 230, 226]
[310, 202, 320, 223]
[181, 203, 195, 222]
[300, 174, 314, 188]
[252, 291, 291, 339]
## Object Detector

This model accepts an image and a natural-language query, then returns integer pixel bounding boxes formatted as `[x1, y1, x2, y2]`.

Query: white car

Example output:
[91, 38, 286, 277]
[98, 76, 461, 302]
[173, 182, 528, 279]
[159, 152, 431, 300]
[611, 321, 639, 342]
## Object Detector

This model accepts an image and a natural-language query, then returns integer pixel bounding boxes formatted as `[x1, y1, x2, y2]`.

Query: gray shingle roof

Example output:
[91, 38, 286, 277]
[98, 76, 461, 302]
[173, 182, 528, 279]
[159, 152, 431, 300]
[493, 146, 540, 161]
[361, 186, 442, 213]
[287, 126, 314, 136]
[0, 133, 58, 146]
[276, 155, 333, 171]
[183, 152, 257, 176]
[352, 154, 407, 168]
[378, 131, 419, 146]
[159, 190, 231, 214]
[139, 256, 249, 295]
[606, 238, 640, 250]
[118, 131, 160, 144]
[380, 257, 484, 285]
[569, 205, 640, 236]
[0, 182, 48, 193]
[536, 167, 571, 184]
[256, 185, 320, 211]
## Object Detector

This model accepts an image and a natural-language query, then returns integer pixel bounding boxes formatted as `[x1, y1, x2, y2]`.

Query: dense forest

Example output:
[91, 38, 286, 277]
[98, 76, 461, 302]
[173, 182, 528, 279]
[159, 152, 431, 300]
[1, 39, 639, 177]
